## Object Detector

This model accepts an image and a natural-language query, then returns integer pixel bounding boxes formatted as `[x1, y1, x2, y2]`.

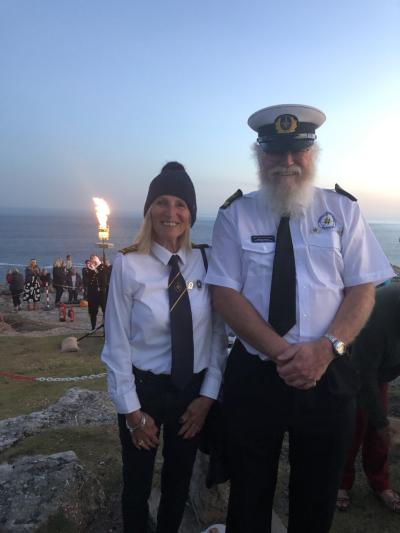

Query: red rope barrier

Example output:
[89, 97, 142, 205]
[0, 371, 37, 381]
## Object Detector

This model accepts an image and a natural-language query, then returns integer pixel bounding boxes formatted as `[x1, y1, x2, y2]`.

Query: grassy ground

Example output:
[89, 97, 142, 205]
[0, 335, 106, 418]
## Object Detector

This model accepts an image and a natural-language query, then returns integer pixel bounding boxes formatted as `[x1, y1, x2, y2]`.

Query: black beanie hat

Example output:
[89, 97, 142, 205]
[143, 162, 197, 226]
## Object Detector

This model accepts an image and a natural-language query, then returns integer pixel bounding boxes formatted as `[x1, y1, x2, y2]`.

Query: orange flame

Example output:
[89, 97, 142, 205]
[93, 197, 110, 229]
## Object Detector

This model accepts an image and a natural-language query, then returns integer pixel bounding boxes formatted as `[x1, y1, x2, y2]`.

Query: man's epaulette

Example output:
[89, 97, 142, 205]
[220, 189, 243, 209]
[119, 244, 138, 254]
[334, 183, 357, 202]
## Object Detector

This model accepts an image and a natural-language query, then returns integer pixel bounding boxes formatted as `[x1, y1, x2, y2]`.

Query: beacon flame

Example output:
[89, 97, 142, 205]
[93, 197, 111, 241]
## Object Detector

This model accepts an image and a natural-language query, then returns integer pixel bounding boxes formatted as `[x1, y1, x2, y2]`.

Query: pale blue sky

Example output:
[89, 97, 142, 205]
[1, 0, 399, 219]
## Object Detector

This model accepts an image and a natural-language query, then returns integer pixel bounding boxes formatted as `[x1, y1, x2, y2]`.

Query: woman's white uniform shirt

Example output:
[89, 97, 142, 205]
[102, 242, 227, 414]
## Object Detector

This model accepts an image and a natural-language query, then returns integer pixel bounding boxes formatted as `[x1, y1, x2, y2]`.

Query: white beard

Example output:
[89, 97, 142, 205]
[260, 165, 315, 218]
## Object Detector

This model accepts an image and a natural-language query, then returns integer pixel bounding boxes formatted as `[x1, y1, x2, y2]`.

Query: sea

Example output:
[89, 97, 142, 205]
[0, 212, 399, 282]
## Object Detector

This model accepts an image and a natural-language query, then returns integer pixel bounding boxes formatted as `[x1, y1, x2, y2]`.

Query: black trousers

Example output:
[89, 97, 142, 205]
[224, 341, 357, 533]
[88, 292, 106, 329]
[54, 285, 64, 303]
[118, 368, 204, 533]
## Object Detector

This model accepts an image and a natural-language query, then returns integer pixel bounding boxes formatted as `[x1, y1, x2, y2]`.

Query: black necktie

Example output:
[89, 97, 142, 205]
[268, 216, 296, 336]
[168, 254, 194, 389]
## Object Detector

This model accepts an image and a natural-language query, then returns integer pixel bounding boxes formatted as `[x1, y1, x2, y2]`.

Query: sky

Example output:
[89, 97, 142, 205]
[1, 0, 399, 220]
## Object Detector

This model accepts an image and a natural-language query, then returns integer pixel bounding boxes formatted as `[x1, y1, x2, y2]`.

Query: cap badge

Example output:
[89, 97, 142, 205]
[274, 114, 298, 134]
[318, 212, 336, 229]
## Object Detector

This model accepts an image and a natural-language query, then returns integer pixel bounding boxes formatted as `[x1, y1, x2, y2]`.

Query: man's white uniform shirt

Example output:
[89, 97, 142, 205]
[102, 243, 227, 414]
[206, 187, 394, 358]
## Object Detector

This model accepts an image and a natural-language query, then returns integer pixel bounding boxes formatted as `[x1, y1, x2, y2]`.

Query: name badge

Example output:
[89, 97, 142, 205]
[251, 235, 275, 243]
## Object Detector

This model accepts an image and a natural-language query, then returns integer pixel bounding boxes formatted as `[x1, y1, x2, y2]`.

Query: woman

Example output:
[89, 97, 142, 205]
[25, 258, 40, 282]
[102, 162, 227, 533]
[8, 268, 24, 311]
[52, 257, 66, 305]
[23, 263, 41, 310]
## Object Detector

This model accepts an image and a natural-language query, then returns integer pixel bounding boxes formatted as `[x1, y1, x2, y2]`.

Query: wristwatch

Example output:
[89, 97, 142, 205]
[323, 334, 347, 357]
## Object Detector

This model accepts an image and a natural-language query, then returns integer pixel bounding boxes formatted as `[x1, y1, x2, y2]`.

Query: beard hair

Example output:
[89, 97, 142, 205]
[259, 162, 316, 218]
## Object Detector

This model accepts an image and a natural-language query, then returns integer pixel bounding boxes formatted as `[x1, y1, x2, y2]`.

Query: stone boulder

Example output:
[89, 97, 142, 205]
[0, 388, 116, 452]
[0, 451, 106, 532]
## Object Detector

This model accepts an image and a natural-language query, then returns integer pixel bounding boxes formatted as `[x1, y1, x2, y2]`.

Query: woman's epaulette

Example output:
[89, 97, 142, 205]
[119, 244, 138, 254]
[192, 243, 210, 249]
[334, 183, 357, 202]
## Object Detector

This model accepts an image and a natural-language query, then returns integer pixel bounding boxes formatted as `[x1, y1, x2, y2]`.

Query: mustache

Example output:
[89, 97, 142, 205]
[268, 165, 302, 178]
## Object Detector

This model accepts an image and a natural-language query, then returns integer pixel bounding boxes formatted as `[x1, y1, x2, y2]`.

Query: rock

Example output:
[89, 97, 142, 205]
[0, 388, 116, 452]
[0, 450, 106, 532]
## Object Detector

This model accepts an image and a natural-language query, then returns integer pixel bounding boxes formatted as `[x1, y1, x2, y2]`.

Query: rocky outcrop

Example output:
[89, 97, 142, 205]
[0, 388, 116, 452]
[0, 451, 106, 532]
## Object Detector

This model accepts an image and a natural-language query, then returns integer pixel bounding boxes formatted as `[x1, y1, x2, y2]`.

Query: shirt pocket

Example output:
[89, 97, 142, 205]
[241, 240, 276, 280]
[307, 231, 344, 285]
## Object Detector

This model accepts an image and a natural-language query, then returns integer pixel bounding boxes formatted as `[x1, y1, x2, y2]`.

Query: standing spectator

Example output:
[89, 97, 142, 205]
[87, 254, 107, 330]
[25, 259, 40, 282]
[23, 269, 41, 310]
[66, 267, 82, 304]
[65, 254, 73, 272]
[8, 269, 24, 311]
[52, 257, 66, 306]
[337, 283, 400, 512]
[39, 268, 52, 290]
[82, 259, 91, 300]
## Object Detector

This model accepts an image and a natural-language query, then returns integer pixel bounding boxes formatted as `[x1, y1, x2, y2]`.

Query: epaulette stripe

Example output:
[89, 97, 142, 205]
[192, 243, 210, 249]
[220, 189, 243, 209]
[334, 183, 357, 202]
[119, 245, 138, 254]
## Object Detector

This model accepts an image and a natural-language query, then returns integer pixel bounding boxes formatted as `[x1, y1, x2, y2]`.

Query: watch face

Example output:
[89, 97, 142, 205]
[334, 340, 346, 355]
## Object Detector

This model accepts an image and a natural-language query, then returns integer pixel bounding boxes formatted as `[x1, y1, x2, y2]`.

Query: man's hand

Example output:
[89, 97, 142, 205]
[276, 338, 334, 389]
[178, 396, 214, 439]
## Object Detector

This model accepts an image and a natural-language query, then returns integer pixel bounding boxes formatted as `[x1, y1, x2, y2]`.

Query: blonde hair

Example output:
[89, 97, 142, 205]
[133, 206, 192, 254]
[53, 257, 65, 268]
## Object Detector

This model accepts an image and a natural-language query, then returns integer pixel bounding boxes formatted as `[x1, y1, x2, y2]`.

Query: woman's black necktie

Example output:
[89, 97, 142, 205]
[268, 216, 296, 336]
[168, 254, 194, 389]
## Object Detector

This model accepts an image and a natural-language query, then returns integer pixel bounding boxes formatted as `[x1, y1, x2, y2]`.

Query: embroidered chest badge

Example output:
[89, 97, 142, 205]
[318, 212, 336, 229]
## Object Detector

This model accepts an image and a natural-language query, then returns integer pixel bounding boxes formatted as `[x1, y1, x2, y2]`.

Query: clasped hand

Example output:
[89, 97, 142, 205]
[276, 338, 334, 390]
[178, 396, 214, 439]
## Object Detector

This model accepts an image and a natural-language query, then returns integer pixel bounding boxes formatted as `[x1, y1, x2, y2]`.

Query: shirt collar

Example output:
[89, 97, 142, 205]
[151, 242, 189, 266]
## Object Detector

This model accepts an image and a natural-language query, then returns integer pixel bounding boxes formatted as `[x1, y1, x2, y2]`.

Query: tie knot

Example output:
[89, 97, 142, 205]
[169, 254, 180, 268]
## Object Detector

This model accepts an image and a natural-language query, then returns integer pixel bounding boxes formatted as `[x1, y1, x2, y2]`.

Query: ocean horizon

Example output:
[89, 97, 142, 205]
[1, 211, 399, 282]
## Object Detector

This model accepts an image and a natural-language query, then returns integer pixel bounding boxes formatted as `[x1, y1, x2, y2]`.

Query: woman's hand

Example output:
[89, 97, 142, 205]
[126, 411, 159, 451]
[178, 396, 214, 439]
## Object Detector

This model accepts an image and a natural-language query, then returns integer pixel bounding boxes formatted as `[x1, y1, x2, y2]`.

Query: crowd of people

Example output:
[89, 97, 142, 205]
[6, 254, 112, 331]
[5, 103, 400, 532]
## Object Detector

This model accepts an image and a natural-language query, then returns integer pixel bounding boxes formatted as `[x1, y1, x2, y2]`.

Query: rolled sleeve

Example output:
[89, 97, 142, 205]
[101, 254, 140, 414]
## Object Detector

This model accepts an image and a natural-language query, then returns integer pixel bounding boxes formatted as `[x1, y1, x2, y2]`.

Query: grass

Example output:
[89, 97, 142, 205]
[0, 335, 106, 418]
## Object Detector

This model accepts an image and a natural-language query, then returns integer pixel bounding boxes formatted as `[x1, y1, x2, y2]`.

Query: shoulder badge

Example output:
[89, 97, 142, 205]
[119, 244, 138, 254]
[220, 189, 243, 209]
[334, 183, 357, 202]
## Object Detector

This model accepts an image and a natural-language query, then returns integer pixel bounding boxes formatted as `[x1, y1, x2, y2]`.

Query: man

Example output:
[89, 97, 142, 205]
[87, 254, 107, 330]
[337, 282, 400, 512]
[81, 259, 91, 300]
[205, 104, 394, 533]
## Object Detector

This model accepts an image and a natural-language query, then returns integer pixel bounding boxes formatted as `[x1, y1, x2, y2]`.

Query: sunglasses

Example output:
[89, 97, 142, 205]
[258, 139, 314, 156]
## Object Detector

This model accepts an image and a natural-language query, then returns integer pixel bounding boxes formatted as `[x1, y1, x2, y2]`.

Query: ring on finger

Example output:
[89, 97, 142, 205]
[138, 439, 144, 447]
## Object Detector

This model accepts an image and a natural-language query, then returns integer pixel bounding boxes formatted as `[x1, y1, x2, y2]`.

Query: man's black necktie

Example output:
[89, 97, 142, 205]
[268, 216, 296, 336]
[168, 254, 194, 389]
